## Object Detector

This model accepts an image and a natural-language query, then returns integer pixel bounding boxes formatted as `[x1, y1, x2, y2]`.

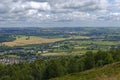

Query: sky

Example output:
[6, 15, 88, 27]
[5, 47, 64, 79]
[0, 0, 120, 27]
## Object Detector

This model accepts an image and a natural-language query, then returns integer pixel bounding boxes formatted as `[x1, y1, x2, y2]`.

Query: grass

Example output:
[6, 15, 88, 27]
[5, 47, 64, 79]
[50, 62, 120, 80]
[77, 41, 120, 46]
[71, 50, 98, 54]
[6, 55, 20, 58]
[3, 35, 65, 46]
[93, 41, 120, 46]
[70, 36, 90, 39]
[40, 50, 97, 57]
[40, 52, 69, 57]
[74, 46, 87, 49]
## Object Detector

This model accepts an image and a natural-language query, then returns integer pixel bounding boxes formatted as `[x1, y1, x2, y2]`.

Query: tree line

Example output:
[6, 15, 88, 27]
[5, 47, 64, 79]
[0, 49, 120, 80]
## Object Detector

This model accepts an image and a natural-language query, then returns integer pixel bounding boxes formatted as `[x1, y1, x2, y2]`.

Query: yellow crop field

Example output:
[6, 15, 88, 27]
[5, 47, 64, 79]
[3, 36, 65, 46]
[40, 52, 69, 56]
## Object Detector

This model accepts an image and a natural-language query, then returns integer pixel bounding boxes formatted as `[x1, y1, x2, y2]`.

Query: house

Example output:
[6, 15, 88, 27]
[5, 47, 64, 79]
[38, 50, 48, 53]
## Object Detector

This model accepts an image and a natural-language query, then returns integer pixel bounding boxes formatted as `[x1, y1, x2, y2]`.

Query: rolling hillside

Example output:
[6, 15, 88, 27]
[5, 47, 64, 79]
[50, 62, 120, 80]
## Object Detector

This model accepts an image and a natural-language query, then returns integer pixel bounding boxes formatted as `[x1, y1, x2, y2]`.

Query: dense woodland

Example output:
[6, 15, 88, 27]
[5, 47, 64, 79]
[0, 34, 15, 43]
[0, 49, 120, 80]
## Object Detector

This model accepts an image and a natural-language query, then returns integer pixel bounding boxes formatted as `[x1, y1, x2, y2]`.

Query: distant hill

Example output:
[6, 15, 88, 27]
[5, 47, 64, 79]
[50, 62, 120, 80]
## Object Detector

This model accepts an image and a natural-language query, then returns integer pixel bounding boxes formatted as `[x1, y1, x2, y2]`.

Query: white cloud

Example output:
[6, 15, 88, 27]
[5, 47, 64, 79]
[26, 9, 38, 16]
[0, 0, 120, 27]
[110, 12, 120, 16]
[11, 1, 51, 12]
[28, 1, 51, 10]
[109, 12, 120, 20]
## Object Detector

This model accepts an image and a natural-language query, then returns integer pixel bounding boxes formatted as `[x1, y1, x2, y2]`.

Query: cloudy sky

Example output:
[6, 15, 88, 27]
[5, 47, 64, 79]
[0, 0, 120, 27]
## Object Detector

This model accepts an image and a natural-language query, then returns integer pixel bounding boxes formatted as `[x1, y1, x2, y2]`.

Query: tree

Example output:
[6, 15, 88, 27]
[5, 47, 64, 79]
[44, 59, 65, 79]
[84, 51, 95, 69]
[95, 50, 114, 66]
[30, 59, 46, 80]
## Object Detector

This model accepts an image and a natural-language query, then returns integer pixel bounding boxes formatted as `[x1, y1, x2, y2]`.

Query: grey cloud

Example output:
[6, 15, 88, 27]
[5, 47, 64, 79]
[54, 19, 73, 22]
[48, 0, 105, 12]
[24, 0, 47, 2]
[97, 16, 110, 20]
[0, 0, 120, 27]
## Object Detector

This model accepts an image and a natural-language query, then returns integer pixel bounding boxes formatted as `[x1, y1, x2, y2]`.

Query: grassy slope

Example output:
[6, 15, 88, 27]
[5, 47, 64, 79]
[50, 62, 120, 80]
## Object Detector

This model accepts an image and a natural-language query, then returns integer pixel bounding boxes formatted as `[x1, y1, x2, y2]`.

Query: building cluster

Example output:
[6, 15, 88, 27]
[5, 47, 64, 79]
[0, 58, 22, 64]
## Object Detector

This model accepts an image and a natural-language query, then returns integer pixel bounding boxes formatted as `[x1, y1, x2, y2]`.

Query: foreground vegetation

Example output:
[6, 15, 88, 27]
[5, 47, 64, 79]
[51, 62, 120, 80]
[1, 49, 120, 80]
